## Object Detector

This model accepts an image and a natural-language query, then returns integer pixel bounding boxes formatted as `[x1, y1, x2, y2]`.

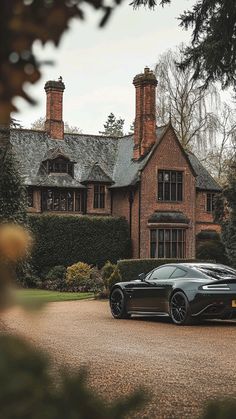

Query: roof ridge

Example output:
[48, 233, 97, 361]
[11, 127, 45, 133]
[65, 132, 121, 139]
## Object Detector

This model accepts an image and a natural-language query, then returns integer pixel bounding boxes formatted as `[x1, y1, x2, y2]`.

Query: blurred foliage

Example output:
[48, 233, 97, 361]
[201, 399, 236, 419]
[0, 0, 123, 124]
[0, 334, 145, 419]
[132, 0, 236, 93]
[0, 146, 27, 224]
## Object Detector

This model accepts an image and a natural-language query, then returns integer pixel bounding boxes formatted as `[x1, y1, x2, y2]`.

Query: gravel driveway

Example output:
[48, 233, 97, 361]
[2, 300, 236, 419]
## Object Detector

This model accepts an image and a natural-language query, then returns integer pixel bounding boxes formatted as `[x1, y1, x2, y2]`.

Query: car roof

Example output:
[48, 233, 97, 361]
[167, 262, 236, 271]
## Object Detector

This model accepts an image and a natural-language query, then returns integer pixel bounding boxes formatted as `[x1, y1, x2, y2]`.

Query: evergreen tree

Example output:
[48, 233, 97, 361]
[0, 146, 27, 225]
[128, 121, 135, 135]
[132, 0, 236, 93]
[100, 113, 124, 137]
[215, 164, 236, 268]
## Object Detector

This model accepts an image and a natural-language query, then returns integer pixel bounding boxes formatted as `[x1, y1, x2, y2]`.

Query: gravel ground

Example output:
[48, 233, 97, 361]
[2, 300, 236, 419]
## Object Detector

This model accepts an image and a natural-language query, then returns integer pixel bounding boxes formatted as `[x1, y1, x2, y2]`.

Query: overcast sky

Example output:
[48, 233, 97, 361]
[13, 0, 195, 134]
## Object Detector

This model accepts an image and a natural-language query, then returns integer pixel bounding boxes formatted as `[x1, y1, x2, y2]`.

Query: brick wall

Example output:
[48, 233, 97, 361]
[44, 79, 65, 140]
[86, 183, 111, 215]
[196, 191, 221, 235]
[138, 127, 196, 259]
[133, 67, 157, 159]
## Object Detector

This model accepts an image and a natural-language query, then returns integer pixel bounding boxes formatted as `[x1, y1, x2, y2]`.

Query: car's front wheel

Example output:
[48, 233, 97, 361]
[169, 291, 192, 325]
[110, 288, 130, 319]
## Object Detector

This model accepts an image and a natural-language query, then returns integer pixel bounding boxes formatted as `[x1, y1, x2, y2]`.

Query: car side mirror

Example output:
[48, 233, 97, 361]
[138, 272, 146, 281]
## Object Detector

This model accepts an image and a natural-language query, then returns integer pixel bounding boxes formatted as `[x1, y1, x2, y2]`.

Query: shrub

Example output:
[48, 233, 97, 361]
[28, 214, 131, 275]
[101, 260, 116, 289]
[66, 262, 91, 285]
[117, 259, 202, 282]
[108, 266, 122, 290]
[196, 240, 228, 264]
[43, 265, 67, 291]
[87, 267, 104, 293]
[46, 265, 66, 282]
[66, 262, 100, 292]
[20, 273, 41, 289]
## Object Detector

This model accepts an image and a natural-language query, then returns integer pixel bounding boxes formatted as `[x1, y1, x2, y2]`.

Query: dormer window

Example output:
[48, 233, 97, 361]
[42, 147, 75, 178]
[48, 158, 74, 176]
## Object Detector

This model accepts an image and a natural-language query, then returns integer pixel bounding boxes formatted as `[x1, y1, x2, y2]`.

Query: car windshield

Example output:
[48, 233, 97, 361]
[196, 266, 236, 280]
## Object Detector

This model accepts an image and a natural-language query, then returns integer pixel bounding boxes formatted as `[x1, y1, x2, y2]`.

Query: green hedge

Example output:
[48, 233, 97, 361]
[28, 215, 131, 275]
[117, 259, 204, 282]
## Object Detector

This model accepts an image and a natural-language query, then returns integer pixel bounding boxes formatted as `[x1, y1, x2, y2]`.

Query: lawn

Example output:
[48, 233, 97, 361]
[16, 289, 94, 303]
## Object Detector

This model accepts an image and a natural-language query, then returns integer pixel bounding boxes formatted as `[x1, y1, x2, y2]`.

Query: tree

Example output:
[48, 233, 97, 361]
[155, 46, 218, 151]
[0, 146, 27, 224]
[200, 103, 236, 184]
[99, 113, 124, 136]
[133, 0, 236, 93]
[215, 163, 236, 268]
[31, 117, 82, 134]
[128, 121, 135, 135]
[0, 0, 122, 128]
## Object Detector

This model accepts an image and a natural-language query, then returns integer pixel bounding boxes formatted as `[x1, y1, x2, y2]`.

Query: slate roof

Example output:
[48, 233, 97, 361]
[187, 152, 221, 191]
[148, 211, 189, 224]
[42, 146, 74, 162]
[9, 126, 221, 191]
[81, 163, 113, 184]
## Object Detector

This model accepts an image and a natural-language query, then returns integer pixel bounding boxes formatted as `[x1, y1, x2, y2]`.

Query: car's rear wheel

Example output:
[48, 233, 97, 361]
[170, 291, 192, 325]
[110, 288, 130, 319]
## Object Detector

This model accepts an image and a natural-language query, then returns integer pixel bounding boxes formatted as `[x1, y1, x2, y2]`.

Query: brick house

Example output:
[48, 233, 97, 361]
[9, 67, 221, 259]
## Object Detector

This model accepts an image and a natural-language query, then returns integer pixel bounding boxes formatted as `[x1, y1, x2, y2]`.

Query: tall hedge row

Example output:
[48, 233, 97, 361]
[117, 259, 205, 282]
[28, 215, 131, 275]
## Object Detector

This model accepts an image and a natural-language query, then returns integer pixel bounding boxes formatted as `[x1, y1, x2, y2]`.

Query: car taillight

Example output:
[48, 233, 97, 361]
[201, 284, 230, 291]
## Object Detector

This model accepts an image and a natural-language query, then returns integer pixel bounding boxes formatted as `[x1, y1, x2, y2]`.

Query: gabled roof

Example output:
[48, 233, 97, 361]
[42, 146, 74, 162]
[10, 126, 221, 192]
[81, 163, 113, 184]
[187, 152, 221, 191]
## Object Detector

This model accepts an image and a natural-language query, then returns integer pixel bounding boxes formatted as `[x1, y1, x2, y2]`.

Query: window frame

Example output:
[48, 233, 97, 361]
[42, 189, 84, 213]
[27, 187, 34, 208]
[206, 192, 215, 213]
[157, 170, 183, 202]
[150, 228, 186, 259]
[46, 158, 74, 178]
[93, 184, 105, 209]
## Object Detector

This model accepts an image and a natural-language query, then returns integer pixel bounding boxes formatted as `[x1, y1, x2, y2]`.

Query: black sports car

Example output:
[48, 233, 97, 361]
[109, 263, 236, 325]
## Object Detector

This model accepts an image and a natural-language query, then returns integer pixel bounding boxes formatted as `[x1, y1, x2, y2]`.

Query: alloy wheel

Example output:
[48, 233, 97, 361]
[170, 292, 189, 325]
[110, 289, 125, 318]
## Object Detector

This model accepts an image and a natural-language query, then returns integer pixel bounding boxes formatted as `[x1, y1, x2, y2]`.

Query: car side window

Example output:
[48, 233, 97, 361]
[170, 267, 187, 279]
[149, 266, 176, 280]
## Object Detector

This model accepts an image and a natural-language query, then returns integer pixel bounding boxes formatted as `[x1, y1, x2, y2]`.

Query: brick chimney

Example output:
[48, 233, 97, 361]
[44, 77, 65, 140]
[133, 67, 157, 159]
